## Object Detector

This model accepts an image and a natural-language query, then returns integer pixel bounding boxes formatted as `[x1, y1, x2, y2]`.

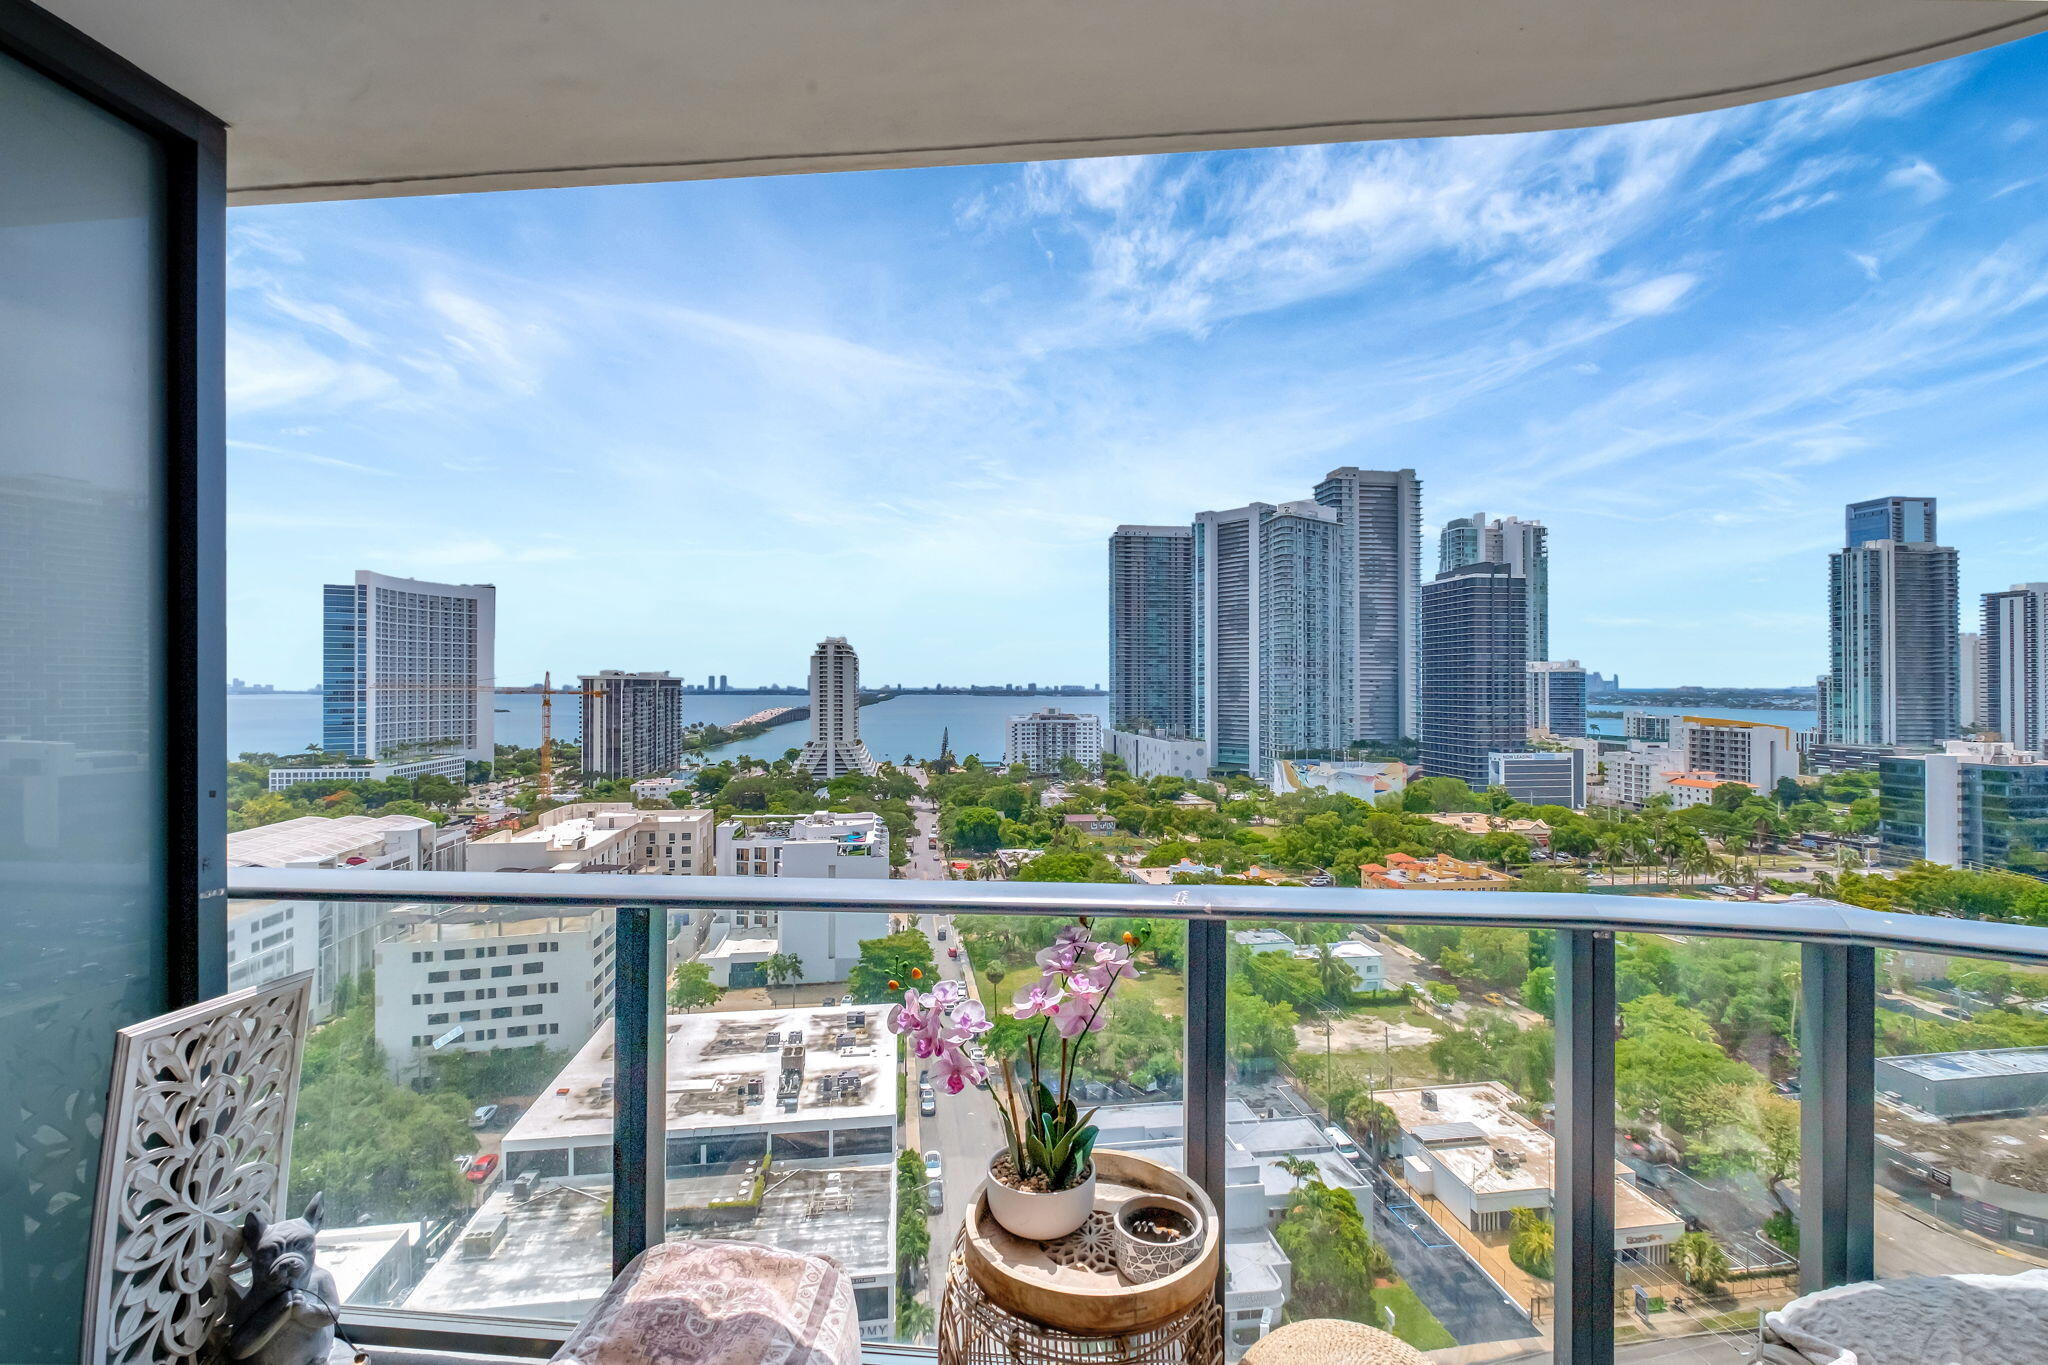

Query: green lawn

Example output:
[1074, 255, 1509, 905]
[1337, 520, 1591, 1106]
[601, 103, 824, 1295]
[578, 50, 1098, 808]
[1375, 1282, 1457, 1351]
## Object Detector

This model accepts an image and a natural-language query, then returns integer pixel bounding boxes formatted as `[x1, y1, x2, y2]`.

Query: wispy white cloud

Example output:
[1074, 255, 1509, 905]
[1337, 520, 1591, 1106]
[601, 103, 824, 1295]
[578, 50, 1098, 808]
[1883, 157, 1950, 202]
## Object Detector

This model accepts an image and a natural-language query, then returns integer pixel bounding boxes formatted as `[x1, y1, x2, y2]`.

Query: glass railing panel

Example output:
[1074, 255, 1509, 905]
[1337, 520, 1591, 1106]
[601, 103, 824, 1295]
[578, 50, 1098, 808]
[1610, 932, 1801, 1352]
[283, 898, 618, 1325]
[658, 905, 1183, 1346]
[1223, 918, 1555, 1361]
[1873, 946, 2048, 1279]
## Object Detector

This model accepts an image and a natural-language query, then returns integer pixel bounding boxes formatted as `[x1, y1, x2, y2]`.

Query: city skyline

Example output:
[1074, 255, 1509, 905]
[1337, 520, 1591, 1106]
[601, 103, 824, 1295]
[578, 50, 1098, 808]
[225, 38, 2048, 688]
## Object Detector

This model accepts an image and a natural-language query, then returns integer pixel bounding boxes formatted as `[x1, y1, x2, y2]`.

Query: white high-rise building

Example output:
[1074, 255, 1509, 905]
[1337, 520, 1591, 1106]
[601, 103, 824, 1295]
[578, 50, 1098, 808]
[322, 570, 495, 762]
[703, 812, 893, 986]
[1005, 708, 1103, 773]
[794, 637, 878, 780]
[1313, 467, 1424, 743]
[1671, 716, 1798, 790]
[1959, 630, 1985, 732]
[1982, 585, 2048, 753]
[579, 670, 684, 778]
[1528, 660, 1588, 738]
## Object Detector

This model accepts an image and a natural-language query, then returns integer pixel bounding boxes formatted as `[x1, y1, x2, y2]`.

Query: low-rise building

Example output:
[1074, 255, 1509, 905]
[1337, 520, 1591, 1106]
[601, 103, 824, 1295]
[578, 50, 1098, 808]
[1879, 740, 2048, 874]
[1486, 748, 1586, 808]
[1105, 728, 1211, 782]
[698, 812, 892, 985]
[467, 802, 713, 876]
[1622, 711, 1673, 743]
[1359, 852, 1517, 890]
[1063, 812, 1118, 835]
[408, 1007, 899, 1334]
[1269, 758, 1409, 800]
[1381, 1082, 1682, 1259]
[226, 812, 450, 1018]
[265, 753, 469, 792]
[1876, 1046, 2048, 1119]
[1419, 812, 1552, 848]
[1004, 707, 1103, 773]
[630, 775, 695, 801]
[1673, 716, 1798, 791]
[1665, 773, 1753, 809]
[373, 907, 613, 1074]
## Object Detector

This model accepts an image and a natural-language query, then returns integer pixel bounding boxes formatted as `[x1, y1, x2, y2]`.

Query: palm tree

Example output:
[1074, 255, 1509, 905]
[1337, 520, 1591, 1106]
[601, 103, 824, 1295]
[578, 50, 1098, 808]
[763, 952, 805, 1007]
[1273, 1156, 1318, 1188]
[1670, 1230, 1730, 1293]
[1311, 940, 1353, 1005]
[896, 1297, 935, 1344]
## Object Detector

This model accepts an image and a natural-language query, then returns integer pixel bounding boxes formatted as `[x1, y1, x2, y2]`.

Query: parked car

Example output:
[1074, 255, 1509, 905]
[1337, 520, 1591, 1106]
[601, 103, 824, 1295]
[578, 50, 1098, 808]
[937, 927, 949, 941]
[453, 1154, 474, 1175]
[919, 1083, 937, 1116]
[948, 946, 960, 960]
[469, 1104, 499, 1129]
[1325, 1126, 1362, 1161]
[924, 1150, 943, 1183]
[1482, 992, 1506, 1006]
[925, 1178, 944, 1214]
[466, 1153, 499, 1183]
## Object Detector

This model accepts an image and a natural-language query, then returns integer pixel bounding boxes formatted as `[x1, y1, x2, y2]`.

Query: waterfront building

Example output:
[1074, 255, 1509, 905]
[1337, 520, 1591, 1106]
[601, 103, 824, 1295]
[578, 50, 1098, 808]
[321, 570, 495, 761]
[374, 908, 612, 1073]
[578, 670, 684, 779]
[1622, 710, 1673, 743]
[1194, 501, 1344, 776]
[1486, 748, 1586, 808]
[1982, 585, 2048, 753]
[1439, 511, 1549, 665]
[1528, 659, 1588, 738]
[265, 752, 467, 792]
[1672, 715, 1798, 790]
[1108, 525, 1197, 737]
[1827, 497, 1959, 747]
[1878, 740, 2048, 875]
[793, 637, 878, 780]
[1314, 467, 1424, 743]
[1004, 707, 1103, 773]
[1418, 562, 1529, 790]
[702, 812, 892, 986]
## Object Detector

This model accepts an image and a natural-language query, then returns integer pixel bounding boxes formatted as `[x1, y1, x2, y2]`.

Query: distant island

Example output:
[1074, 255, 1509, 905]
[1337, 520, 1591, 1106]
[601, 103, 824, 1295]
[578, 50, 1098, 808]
[1588, 685, 1817, 711]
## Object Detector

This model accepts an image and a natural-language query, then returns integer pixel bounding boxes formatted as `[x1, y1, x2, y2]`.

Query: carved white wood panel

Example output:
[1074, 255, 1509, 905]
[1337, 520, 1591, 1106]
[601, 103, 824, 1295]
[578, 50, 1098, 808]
[81, 971, 314, 1365]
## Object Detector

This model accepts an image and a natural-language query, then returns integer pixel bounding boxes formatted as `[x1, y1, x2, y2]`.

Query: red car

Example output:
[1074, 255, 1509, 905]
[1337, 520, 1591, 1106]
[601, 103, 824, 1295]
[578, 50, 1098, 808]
[466, 1153, 499, 1183]
[948, 946, 960, 960]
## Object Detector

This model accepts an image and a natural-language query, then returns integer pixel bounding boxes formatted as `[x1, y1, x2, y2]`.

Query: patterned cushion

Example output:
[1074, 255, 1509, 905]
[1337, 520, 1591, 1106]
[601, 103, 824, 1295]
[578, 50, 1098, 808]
[551, 1241, 861, 1365]
[1240, 1318, 1429, 1365]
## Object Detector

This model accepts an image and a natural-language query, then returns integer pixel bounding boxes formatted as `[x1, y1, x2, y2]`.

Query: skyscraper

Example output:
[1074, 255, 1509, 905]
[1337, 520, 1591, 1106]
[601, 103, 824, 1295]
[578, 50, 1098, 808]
[1959, 630, 1984, 732]
[1313, 467, 1423, 743]
[794, 636, 877, 780]
[1194, 501, 1343, 776]
[1982, 584, 2048, 753]
[1826, 498, 1959, 747]
[1419, 562, 1529, 789]
[1527, 659, 1588, 738]
[1439, 511, 1549, 666]
[321, 570, 495, 761]
[579, 670, 684, 778]
[1108, 525, 1196, 736]
[1845, 496, 1937, 549]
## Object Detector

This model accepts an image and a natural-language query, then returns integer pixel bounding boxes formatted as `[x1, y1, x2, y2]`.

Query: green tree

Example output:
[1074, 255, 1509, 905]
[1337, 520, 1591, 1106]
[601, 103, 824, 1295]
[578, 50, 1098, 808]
[1013, 850, 1127, 883]
[668, 961, 726, 1011]
[1670, 1230, 1731, 1292]
[946, 805, 1004, 853]
[764, 951, 806, 1006]
[1273, 1155, 1318, 1187]
[1509, 1208, 1555, 1279]
[848, 929, 937, 1001]
[896, 1297, 934, 1343]
[1274, 1180, 1390, 1323]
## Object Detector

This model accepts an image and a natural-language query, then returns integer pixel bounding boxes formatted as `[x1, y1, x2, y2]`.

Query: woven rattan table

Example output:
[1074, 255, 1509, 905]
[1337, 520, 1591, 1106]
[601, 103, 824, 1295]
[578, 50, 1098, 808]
[937, 1235, 1224, 1364]
[937, 1151, 1224, 1365]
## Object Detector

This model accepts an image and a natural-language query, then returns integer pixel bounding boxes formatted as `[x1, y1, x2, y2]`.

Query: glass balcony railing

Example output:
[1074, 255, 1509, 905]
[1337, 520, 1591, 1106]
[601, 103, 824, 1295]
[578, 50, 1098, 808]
[222, 868, 2048, 1364]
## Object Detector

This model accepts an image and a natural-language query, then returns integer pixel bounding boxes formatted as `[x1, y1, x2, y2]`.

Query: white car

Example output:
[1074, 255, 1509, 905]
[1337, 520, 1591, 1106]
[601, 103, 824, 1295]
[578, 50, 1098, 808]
[919, 1083, 937, 1116]
[1325, 1126, 1362, 1161]
[924, 1150, 944, 1183]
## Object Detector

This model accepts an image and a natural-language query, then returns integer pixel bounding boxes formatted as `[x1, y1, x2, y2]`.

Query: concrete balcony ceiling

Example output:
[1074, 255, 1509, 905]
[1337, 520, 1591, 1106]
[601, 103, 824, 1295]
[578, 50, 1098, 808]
[42, 0, 2048, 204]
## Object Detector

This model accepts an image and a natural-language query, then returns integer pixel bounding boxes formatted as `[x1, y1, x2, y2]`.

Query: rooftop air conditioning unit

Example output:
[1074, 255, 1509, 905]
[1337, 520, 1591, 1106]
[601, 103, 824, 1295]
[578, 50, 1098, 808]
[1421, 1090, 1439, 1111]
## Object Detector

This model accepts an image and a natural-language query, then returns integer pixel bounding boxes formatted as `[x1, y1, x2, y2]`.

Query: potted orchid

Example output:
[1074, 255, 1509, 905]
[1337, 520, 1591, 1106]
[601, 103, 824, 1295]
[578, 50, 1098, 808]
[888, 920, 1140, 1241]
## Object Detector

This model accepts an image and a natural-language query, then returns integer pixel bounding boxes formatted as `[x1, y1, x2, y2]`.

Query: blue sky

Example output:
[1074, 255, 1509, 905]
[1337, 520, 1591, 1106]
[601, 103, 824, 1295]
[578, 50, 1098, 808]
[227, 36, 2048, 691]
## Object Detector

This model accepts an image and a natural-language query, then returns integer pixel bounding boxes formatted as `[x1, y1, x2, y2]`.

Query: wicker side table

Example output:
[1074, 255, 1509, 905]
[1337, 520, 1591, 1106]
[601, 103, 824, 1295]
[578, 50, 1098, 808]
[938, 1234, 1224, 1365]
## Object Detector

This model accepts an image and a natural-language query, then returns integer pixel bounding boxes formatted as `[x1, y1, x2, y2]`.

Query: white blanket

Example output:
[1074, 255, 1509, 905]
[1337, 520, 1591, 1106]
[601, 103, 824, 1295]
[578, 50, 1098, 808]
[1762, 1268, 2048, 1365]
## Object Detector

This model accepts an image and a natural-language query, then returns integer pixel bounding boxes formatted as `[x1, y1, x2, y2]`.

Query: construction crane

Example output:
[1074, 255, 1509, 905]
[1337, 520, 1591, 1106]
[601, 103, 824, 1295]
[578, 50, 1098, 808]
[536, 671, 609, 801]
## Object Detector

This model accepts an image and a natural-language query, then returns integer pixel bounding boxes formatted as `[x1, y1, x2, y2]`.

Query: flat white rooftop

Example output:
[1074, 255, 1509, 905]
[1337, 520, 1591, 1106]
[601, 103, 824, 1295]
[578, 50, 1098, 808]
[1880, 1047, 2048, 1082]
[504, 1006, 894, 1148]
[225, 813, 431, 866]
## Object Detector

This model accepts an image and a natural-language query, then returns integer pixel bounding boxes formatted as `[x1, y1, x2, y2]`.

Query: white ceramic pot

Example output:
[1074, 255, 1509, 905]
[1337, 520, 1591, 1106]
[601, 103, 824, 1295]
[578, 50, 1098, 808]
[1113, 1193, 1202, 1282]
[983, 1154, 1096, 1242]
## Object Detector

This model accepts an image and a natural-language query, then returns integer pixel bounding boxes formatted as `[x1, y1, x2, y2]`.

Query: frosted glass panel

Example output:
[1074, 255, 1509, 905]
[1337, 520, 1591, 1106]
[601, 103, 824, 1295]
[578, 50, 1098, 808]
[0, 48, 169, 1363]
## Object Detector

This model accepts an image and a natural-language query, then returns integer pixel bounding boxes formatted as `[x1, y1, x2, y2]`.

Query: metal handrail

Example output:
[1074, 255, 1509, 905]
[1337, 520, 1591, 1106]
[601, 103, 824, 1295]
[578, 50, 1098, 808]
[225, 866, 2048, 964]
